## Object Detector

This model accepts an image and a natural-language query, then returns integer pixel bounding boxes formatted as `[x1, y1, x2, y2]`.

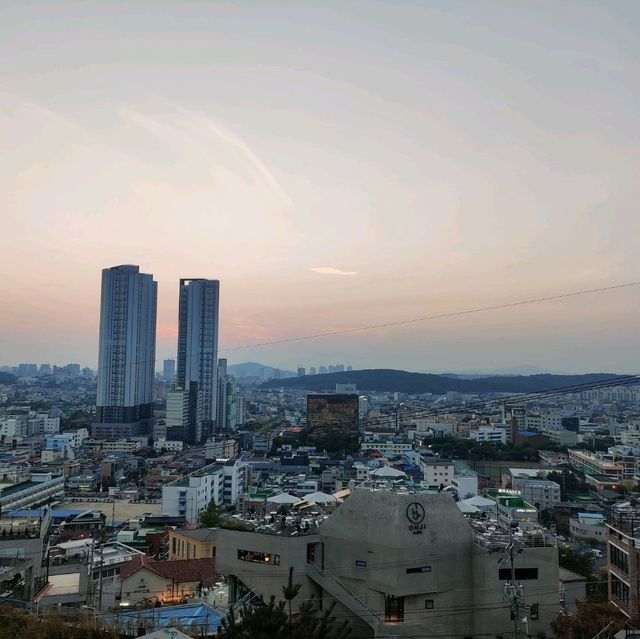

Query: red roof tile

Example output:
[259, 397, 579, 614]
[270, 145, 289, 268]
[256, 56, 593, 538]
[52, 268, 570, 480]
[120, 556, 218, 585]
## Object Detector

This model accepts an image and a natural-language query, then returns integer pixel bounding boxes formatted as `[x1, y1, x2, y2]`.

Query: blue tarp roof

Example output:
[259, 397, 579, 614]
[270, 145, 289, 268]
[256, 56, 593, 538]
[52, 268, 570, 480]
[8, 508, 88, 518]
[108, 603, 225, 631]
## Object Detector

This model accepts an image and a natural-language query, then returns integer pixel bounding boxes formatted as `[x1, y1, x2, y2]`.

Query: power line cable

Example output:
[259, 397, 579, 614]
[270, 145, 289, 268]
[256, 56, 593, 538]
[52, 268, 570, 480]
[356, 374, 640, 428]
[220, 279, 640, 352]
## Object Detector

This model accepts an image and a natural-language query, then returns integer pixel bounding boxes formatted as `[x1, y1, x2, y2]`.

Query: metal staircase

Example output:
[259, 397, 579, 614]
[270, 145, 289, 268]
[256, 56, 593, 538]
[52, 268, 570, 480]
[306, 561, 381, 632]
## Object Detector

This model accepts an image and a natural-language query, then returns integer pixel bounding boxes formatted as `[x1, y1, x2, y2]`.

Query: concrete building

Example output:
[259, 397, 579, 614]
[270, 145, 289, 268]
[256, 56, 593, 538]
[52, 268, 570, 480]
[570, 512, 607, 543]
[161, 460, 246, 523]
[95, 265, 157, 439]
[361, 440, 413, 455]
[469, 426, 507, 444]
[568, 449, 624, 479]
[165, 388, 192, 442]
[154, 438, 184, 453]
[177, 278, 220, 442]
[450, 470, 479, 499]
[0, 507, 52, 599]
[606, 506, 640, 625]
[488, 490, 539, 529]
[168, 527, 217, 560]
[511, 477, 561, 511]
[216, 488, 559, 637]
[419, 457, 454, 488]
[0, 473, 65, 511]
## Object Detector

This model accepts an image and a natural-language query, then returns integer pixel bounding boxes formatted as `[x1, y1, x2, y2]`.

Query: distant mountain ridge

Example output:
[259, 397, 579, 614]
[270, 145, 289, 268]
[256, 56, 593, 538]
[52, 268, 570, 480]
[228, 361, 297, 379]
[0, 372, 16, 385]
[260, 368, 621, 394]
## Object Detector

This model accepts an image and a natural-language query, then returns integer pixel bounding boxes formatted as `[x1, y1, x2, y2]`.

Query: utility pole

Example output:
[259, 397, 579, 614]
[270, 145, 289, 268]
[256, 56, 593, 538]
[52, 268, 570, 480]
[97, 542, 104, 612]
[503, 520, 527, 639]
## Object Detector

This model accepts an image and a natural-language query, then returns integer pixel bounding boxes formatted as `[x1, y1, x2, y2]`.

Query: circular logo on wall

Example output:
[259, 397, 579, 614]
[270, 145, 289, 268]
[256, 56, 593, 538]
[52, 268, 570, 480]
[406, 502, 425, 525]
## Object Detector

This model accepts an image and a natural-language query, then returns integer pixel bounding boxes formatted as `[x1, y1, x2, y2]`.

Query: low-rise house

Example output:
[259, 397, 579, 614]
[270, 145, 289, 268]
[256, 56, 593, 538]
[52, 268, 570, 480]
[168, 527, 217, 560]
[120, 556, 218, 606]
[570, 512, 607, 543]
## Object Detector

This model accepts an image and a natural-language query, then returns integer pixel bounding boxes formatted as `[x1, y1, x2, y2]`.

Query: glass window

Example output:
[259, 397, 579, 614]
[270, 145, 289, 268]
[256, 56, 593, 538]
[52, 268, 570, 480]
[612, 575, 630, 605]
[499, 568, 538, 580]
[610, 544, 629, 574]
[237, 549, 281, 565]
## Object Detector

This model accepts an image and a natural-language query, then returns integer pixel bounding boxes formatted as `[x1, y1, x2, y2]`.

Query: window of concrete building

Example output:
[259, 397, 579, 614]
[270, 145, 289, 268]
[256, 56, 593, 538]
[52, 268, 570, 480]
[611, 575, 630, 606]
[306, 543, 315, 564]
[407, 566, 431, 574]
[498, 568, 538, 580]
[530, 603, 539, 620]
[385, 596, 404, 622]
[424, 599, 434, 609]
[238, 549, 280, 565]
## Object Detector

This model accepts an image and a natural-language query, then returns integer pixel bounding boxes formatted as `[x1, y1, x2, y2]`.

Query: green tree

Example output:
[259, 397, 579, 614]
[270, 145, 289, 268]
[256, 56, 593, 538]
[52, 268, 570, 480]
[558, 544, 594, 577]
[199, 498, 222, 527]
[221, 575, 350, 639]
[282, 567, 302, 639]
[551, 601, 625, 638]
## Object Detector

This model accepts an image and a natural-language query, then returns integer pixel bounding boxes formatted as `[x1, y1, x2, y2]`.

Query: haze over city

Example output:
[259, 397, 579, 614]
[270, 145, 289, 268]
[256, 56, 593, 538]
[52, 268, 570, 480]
[2, 1, 639, 372]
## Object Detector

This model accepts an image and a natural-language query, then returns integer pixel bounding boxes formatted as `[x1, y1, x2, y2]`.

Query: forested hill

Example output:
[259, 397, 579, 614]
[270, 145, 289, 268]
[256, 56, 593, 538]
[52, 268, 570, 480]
[260, 369, 622, 394]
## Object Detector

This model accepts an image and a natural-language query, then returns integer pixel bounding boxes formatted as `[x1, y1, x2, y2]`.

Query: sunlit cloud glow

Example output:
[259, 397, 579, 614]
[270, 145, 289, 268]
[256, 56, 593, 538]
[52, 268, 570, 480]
[310, 267, 358, 277]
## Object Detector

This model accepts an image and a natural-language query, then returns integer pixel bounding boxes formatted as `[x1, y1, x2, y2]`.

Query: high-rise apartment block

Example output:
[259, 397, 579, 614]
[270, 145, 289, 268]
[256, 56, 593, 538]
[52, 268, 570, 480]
[217, 358, 239, 433]
[177, 278, 220, 442]
[163, 358, 176, 381]
[94, 265, 157, 439]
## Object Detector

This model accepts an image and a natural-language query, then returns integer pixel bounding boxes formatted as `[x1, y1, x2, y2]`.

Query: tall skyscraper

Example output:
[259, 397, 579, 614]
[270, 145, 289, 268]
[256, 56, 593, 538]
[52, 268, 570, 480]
[216, 358, 228, 433]
[177, 278, 220, 441]
[95, 265, 157, 438]
[163, 358, 176, 381]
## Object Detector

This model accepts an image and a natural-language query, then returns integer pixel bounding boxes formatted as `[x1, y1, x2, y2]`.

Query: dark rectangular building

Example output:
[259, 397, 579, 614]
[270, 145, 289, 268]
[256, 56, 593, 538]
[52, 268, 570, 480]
[306, 394, 359, 435]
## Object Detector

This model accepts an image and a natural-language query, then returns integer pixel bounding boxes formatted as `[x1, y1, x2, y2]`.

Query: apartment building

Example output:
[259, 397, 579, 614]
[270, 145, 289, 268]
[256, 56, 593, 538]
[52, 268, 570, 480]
[511, 477, 561, 510]
[361, 440, 413, 455]
[0, 473, 65, 511]
[419, 457, 454, 488]
[161, 459, 246, 523]
[216, 488, 560, 638]
[607, 506, 640, 625]
[469, 426, 507, 444]
[568, 449, 624, 479]
[570, 512, 607, 543]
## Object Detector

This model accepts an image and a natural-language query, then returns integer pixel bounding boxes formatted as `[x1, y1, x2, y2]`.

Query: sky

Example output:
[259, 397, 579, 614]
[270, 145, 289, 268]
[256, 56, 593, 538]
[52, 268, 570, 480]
[1, 1, 639, 374]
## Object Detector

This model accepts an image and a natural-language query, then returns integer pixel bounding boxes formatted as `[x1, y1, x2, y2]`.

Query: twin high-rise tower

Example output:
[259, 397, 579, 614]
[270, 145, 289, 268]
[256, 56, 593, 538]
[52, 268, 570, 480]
[95, 265, 158, 438]
[94, 266, 220, 442]
[176, 278, 220, 442]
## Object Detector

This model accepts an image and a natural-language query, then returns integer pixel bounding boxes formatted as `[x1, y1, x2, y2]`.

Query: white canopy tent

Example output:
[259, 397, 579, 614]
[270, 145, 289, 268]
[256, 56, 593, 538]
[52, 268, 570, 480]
[266, 493, 302, 505]
[303, 491, 337, 504]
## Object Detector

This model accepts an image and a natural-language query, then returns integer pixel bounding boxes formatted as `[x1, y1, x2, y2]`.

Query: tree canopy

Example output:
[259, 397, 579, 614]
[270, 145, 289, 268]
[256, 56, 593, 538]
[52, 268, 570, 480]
[199, 499, 222, 527]
[222, 568, 350, 639]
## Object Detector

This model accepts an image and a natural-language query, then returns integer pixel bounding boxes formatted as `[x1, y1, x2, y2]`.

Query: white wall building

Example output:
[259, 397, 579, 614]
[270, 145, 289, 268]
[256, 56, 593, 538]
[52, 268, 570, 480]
[161, 459, 247, 523]
[154, 438, 184, 453]
[469, 426, 507, 445]
[420, 458, 454, 488]
[511, 477, 561, 510]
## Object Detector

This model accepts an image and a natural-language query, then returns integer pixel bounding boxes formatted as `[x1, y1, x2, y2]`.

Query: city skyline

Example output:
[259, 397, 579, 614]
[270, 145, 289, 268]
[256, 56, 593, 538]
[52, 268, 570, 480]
[1, 2, 639, 373]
